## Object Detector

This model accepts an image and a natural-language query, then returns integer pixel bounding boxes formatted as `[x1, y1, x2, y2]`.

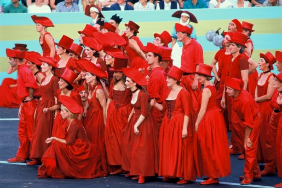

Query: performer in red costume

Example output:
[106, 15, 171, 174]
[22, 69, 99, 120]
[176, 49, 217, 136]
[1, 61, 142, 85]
[225, 77, 261, 185]
[145, 42, 168, 128]
[31, 15, 59, 60]
[159, 46, 173, 74]
[105, 55, 132, 175]
[255, 52, 276, 163]
[38, 95, 103, 179]
[80, 60, 108, 177]
[195, 64, 230, 185]
[28, 56, 60, 166]
[123, 67, 158, 184]
[158, 66, 194, 184]
[6, 49, 38, 163]
[124, 21, 148, 74]
[153, 30, 172, 47]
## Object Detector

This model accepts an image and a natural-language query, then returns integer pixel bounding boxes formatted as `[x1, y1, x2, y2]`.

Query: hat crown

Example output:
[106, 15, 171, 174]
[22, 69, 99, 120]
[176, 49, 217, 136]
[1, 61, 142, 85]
[59, 95, 82, 114]
[122, 68, 147, 86]
[25, 51, 42, 65]
[13, 43, 28, 51]
[175, 23, 193, 35]
[230, 31, 248, 47]
[242, 21, 254, 31]
[146, 42, 162, 56]
[113, 55, 128, 71]
[276, 51, 282, 62]
[167, 66, 183, 81]
[38, 56, 58, 68]
[92, 32, 115, 47]
[69, 43, 83, 57]
[232, 19, 243, 32]
[260, 51, 276, 67]
[79, 24, 97, 37]
[103, 22, 116, 32]
[125, 21, 140, 33]
[80, 60, 107, 78]
[225, 77, 243, 91]
[82, 36, 103, 51]
[31, 15, 54, 27]
[57, 35, 74, 50]
[196, 64, 213, 77]
[61, 68, 77, 85]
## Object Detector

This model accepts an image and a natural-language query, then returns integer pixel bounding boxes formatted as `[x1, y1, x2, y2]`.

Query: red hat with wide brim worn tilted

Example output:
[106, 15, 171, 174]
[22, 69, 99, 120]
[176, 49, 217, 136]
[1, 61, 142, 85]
[122, 68, 147, 86]
[82, 36, 103, 51]
[25, 51, 42, 66]
[31, 15, 54, 27]
[59, 95, 83, 114]
[38, 56, 58, 68]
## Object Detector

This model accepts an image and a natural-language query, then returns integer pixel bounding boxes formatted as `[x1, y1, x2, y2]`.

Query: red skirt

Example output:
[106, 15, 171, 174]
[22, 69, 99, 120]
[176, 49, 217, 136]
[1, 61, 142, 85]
[276, 117, 282, 177]
[197, 107, 231, 178]
[38, 139, 102, 179]
[0, 78, 21, 108]
[52, 112, 67, 139]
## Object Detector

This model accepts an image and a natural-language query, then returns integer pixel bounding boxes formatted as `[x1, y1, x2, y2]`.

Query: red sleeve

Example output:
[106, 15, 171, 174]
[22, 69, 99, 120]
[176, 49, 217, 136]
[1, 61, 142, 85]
[140, 91, 149, 117]
[66, 58, 81, 73]
[147, 72, 164, 100]
[181, 89, 191, 117]
[65, 122, 79, 145]
[242, 101, 254, 129]
[194, 41, 204, 65]
[214, 50, 221, 62]
[52, 77, 60, 98]
[22, 69, 38, 89]
[239, 56, 249, 70]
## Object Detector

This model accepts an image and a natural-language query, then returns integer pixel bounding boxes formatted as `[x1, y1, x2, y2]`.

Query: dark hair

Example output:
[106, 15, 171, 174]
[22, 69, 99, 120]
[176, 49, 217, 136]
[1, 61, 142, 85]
[198, 73, 212, 81]
[65, 81, 73, 90]
[114, 73, 126, 85]
[129, 28, 137, 36]
[89, 47, 100, 57]
[236, 44, 245, 54]
[153, 53, 162, 63]
[90, 72, 101, 83]
[36, 65, 41, 71]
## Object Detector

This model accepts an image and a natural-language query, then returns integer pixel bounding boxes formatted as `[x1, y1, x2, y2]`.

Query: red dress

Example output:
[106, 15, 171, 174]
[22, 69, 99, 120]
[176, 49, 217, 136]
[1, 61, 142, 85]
[197, 85, 230, 178]
[276, 102, 282, 177]
[129, 90, 158, 177]
[37, 119, 102, 179]
[0, 78, 21, 108]
[40, 32, 60, 60]
[256, 73, 274, 163]
[52, 89, 83, 139]
[84, 84, 108, 176]
[159, 88, 196, 180]
[126, 37, 148, 73]
[30, 76, 59, 159]
[105, 87, 132, 171]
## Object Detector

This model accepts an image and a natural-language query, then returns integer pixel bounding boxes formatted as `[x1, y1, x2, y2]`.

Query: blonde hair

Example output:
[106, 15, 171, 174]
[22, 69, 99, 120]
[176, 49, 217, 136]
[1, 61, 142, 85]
[61, 105, 77, 119]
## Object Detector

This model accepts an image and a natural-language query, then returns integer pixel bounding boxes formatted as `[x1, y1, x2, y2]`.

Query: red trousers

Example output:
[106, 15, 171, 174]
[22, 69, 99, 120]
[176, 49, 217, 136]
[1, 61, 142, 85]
[16, 100, 37, 159]
[242, 114, 261, 179]
[264, 111, 281, 173]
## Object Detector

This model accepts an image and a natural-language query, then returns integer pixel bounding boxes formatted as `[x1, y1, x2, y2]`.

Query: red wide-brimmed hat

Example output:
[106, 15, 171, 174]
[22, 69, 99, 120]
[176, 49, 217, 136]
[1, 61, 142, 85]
[195, 63, 213, 77]
[56, 35, 74, 50]
[167, 66, 183, 81]
[125, 20, 140, 33]
[159, 46, 173, 61]
[31, 15, 54, 27]
[80, 60, 108, 78]
[242, 21, 255, 32]
[59, 95, 83, 114]
[13, 44, 28, 51]
[274, 72, 282, 83]
[6, 49, 25, 59]
[104, 32, 127, 47]
[102, 22, 116, 32]
[276, 51, 282, 63]
[76, 59, 89, 71]
[69, 43, 83, 58]
[78, 24, 98, 37]
[175, 23, 193, 35]
[60, 67, 77, 86]
[122, 68, 147, 86]
[76, 85, 86, 93]
[92, 32, 115, 47]
[82, 36, 103, 51]
[231, 19, 243, 32]
[260, 51, 276, 70]
[144, 42, 162, 56]
[172, 10, 198, 23]
[104, 47, 123, 57]
[154, 30, 172, 47]
[25, 51, 42, 66]
[112, 55, 128, 72]
[85, 5, 104, 18]
[225, 77, 243, 91]
[38, 56, 58, 68]
[228, 31, 247, 48]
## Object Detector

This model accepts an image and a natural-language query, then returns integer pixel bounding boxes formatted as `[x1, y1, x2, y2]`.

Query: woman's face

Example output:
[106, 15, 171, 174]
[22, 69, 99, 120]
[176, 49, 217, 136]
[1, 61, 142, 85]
[58, 78, 68, 90]
[90, 11, 98, 19]
[79, 33, 85, 45]
[84, 46, 95, 58]
[125, 77, 135, 89]
[85, 72, 96, 84]
[36, 23, 45, 32]
[113, 72, 123, 81]
[166, 76, 177, 88]
[80, 70, 86, 79]
[181, 15, 189, 23]
[273, 78, 282, 89]
[105, 54, 114, 66]
[124, 26, 132, 37]
[258, 58, 270, 71]
[41, 62, 52, 73]
[60, 107, 69, 119]
[56, 46, 65, 56]
[197, 74, 206, 83]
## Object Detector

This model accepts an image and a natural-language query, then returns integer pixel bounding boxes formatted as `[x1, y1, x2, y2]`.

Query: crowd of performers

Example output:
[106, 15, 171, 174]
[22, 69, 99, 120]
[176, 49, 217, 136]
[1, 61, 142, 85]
[2, 9, 282, 187]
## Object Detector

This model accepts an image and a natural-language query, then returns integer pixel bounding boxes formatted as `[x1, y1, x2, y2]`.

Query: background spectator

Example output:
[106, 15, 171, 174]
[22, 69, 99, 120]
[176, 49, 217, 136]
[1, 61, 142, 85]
[156, 0, 180, 10]
[3, 0, 27, 13]
[134, 0, 154, 10]
[233, 0, 251, 7]
[99, 0, 116, 10]
[50, 0, 78, 10]
[109, 0, 133, 10]
[28, 0, 51, 12]
[56, 0, 79, 11]
[26, 0, 48, 6]
[127, 0, 138, 7]
[183, 0, 207, 8]
[208, 0, 233, 8]
[251, 0, 265, 6]
[263, 0, 282, 6]
[82, 0, 101, 11]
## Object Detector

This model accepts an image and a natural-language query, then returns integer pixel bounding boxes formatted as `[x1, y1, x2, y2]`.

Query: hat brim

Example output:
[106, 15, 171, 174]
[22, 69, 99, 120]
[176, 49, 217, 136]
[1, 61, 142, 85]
[194, 71, 214, 77]
[153, 33, 168, 46]
[228, 39, 247, 48]
[260, 53, 274, 70]
[171, 10, 198, 24]
[273, 74, 282, 83]
[125, 24, 139, 33]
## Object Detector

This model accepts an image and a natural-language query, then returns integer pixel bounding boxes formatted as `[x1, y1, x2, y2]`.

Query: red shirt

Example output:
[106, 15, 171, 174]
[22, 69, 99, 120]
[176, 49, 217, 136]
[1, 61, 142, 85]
[228, 54, 249, 79]
[230, 90, 259, 129]
[181, 39, 204, 73]
[17, 64, 38, 101]
[214, 49, 225, 78]
[147, 67, 168, 103]
[244, 38, 254, 57]
[220, 53, 232, 83]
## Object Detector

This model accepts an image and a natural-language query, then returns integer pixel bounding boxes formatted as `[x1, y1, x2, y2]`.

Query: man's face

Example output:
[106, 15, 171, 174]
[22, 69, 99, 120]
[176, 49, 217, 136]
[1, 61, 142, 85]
[153, 37, 164, 47]
[117, 0, 125, 5]
[226, 86, 236, 97]
[109, 19, 118, 28]
[79, 90, 88, 102]
[228, 21, 237, 33]
[65, 0, 72, 3]
[222, 34, 231, 47]
[146, 52, 156, 65]
[8, 57, 17, 67]
[229, 43, 240, 54]
[276, 61, 282, 72]
[11, 0, 19, 4]
[176, 32, 186, 42]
